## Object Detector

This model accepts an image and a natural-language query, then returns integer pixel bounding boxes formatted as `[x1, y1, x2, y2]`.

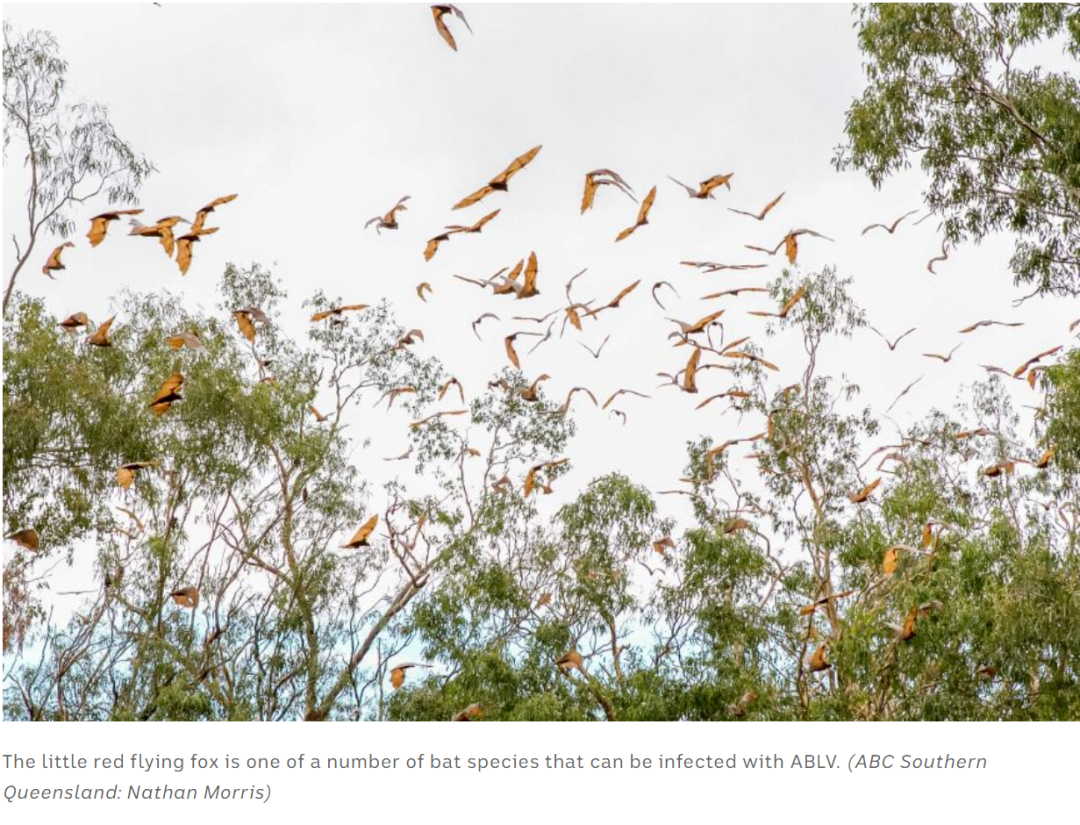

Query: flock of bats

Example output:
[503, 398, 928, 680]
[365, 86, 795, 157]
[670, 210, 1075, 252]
[8, 5, 1080, 708]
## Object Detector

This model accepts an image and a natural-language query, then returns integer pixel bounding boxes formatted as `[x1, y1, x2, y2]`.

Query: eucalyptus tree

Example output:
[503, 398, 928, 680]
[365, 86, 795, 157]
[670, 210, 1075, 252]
[3, 24, 155, 313]
[641, 266, 1076, 721]
[390, 470, 671, 721]
[2, 262, 597, 720]
[5, 261, 1077, 720]
[384, 265, 1079, 721]
[836, 3, 1080, 295]
[3, 263, 449, 719]
[1046, 349, 1080, 477]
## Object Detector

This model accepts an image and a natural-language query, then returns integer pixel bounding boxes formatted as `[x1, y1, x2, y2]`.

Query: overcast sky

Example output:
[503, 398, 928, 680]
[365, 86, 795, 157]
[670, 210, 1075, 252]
[5, 3, 1078, 595]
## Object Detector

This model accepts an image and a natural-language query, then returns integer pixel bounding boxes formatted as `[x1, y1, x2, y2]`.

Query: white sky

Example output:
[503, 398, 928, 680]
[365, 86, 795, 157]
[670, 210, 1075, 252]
[4, 3, 1079, 593]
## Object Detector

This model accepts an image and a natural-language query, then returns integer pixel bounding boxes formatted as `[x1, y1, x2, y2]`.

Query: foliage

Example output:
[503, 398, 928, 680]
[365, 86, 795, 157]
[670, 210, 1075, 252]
[388, 267, 1080, 722]
[836, 3, 1080, 295]
[5, 261, 1078, 721]
[3, 22, 154, 312]
[5, 265, 437, 719]
[1046, 349, 1080, 476]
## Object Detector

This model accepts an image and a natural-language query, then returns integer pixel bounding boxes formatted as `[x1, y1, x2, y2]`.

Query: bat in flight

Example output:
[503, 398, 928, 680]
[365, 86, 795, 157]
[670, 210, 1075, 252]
[471, 312, 499, 340]
[958, 320, 1024, 334]
[602, 388, 651, 410]
[342, 515, 379, 548]
[191, 193, 238, 233]
[668, 172, 734, 199]
[585, 280, 641, 318]
[431, 4, 472, 51]
[870, 326, 916, 351]
[1013, 345, 1063, 378]
[86, 316, 116, 348]
[452, 146, 542, 209]
[169, 587, 199, 609]
[558, 386, 598, 416]
[59, 312, 90, 332]
[579, 335, 611, 359]
[884, 376, 923, 414]
[424, 209, 500, 260]
[927, 240, 950, 273]
[515, 374, 551, 402]
[116, 460, 160, 489]
[149, 372, 184, 416]
[667, 309, 725, 336]
[391, 662, 432, 689]
[615, 186, 656, 242]
[849, 477, 882, 504]
[700, 286, 768, 300]
[42, 242, 75, 278]
[514, 251, 541, 299]
[747, 228, 832, 265]
[129, 216, 189, 257]
[581, 168, 635, 213]
[922, 343, 962, 363]
[87, 209, 144, 246]
[727, 192, 784, 221]
[861, 210, 919, 236]
[681, 346, 702, 393]
[682, 260, 766, 272]
[524, 458, 570, 497]
[651, 281, 680, 310]
[176, 227, 218, 275]
[695, 389, 752, 410]
[365, 195, 410, 233]
[748, 285, 805, 320]
[234, 307, 270, 342]
[6, 528, 40, 552]
[166, 330, 206, 352]
[504, 330, 543, 368]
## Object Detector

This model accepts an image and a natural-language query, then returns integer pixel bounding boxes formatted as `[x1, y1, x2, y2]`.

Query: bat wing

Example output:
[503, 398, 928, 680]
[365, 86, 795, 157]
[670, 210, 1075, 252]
[581, 174, 597, 213]
[784, 234, 798, 264]
[234, 311, 256, 342]
[505, 337, 521, 368]
[432, 7, 458, 50]
[699, 173, 733, 196]
[683, 347, 701, 392]
[44, 245, 65, 270]
[611, 279, 641, 305]
[779, 285, 806, 317]
[201, 193, 238, 212]
[424, 236, 447, 261]
[452, 185, 493, 210]
[159, 226, 176, 258]
[87, 216, 110, 247]
[637, 185, 657, 223]
[450, 4, 472, 32]
[176, 237, 193, 274]
[521, 251, 539, 295]
[493, 145, 542, 186]
[343, 514, 379, 547]
[667, 176, 696, 197]
[759, 192, 784, 218]
[469, 208, 501, 232]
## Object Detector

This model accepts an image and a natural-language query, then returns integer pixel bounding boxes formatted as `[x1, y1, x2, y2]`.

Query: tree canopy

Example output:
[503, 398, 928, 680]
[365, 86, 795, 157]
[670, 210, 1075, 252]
[836, 3, 1080, 296]
[5, 261, 1077, 721]
[3, 23, 154, 313]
